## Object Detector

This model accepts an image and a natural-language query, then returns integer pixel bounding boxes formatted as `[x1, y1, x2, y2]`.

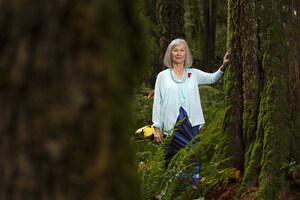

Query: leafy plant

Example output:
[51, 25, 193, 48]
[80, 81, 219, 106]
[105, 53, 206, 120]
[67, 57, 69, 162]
[281, 160, 300, 181]
[132, 84, 154, 128]
[132, 85, 238, 199]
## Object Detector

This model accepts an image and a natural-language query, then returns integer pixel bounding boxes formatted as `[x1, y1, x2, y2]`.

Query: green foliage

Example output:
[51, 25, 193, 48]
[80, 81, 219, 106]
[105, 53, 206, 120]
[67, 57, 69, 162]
[132, 84, 154, 128]
[198, 157, 235, 196]
[198, 85, 224, 124]
[132, 85, 238, 199]
[281, 160, 300, 179]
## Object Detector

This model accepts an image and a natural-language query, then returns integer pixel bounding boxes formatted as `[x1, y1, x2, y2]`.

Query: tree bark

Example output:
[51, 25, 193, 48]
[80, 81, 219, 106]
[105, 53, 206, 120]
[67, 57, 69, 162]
[202, 0, 210, 68]
[254, 1, 298, 198]
[209, 0, 217, 69]
[216, 0, 245, 171]
[144, 0, 161, 88]
[156, 0, 185, 69]
[218, 0, 300, 199]
[191, 0, 204, 69]
[0, 0, 145, 199]
[202, 0, 217, 71]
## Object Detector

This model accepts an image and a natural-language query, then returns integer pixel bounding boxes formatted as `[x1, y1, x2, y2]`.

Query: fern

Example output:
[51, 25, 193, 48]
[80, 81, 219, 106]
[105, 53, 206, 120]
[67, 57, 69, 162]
[133, 85, 236, 199]
[138, 107, 234, 199]
[141, 130, 172, 199]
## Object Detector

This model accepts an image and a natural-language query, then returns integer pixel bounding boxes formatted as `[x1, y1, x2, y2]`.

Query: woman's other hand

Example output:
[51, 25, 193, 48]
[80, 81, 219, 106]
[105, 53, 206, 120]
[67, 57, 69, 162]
[220, 50, 230, 71]
[154, 127, 163, 144]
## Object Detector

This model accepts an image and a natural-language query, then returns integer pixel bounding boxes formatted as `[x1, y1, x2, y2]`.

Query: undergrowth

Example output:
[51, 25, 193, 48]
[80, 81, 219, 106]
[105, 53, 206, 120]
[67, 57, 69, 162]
[132, 85, 240, 199]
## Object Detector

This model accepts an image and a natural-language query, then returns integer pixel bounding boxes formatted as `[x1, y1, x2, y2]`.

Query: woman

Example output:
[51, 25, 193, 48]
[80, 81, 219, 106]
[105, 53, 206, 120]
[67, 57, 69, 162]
[152, 38, 229, 166]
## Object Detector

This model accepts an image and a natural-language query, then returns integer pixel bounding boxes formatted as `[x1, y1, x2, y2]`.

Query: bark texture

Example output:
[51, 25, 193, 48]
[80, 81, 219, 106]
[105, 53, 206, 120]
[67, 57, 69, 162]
[218, 0, 300, 199]
[217, 0, 245, 171]
[156, 0, 185, 69]
[202, 0, 218, 70]
[209, 0, 217, 68]
[144, 0, 160, 88]
[202, 0, 210, 68]
[0, 0, 145, 199]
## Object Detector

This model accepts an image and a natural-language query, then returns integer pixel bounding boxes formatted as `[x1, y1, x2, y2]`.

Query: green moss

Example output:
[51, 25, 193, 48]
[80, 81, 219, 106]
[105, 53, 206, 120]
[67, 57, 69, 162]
[256, 19, 290, 198]
[255, 80, 289, 199]
[237, 96, 265, 197]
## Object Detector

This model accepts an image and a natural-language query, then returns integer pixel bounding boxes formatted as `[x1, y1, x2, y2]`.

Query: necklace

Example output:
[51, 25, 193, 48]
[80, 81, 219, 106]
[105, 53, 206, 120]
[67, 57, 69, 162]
[170, 68, 187, 83]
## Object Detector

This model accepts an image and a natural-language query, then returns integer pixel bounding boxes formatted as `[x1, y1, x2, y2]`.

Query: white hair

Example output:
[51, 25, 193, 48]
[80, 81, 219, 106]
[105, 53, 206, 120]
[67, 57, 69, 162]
[163, 38, 193, 68]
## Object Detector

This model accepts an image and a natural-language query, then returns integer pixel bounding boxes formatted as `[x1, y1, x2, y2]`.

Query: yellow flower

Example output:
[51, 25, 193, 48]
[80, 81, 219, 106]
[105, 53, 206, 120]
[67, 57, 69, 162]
[135, 125, 148, 134]
[143, 125, 155, 137]
[138, 161, 145, 172]
[135, 125, 155, 137]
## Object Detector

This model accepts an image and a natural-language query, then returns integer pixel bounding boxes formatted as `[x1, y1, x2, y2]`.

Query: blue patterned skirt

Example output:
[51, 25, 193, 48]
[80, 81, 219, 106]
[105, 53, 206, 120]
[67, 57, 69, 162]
[165, 106, 200, 167]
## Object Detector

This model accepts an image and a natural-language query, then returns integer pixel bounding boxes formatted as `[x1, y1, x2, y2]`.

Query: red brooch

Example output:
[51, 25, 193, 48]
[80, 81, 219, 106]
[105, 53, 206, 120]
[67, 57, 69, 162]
[188, 73, 192, 78]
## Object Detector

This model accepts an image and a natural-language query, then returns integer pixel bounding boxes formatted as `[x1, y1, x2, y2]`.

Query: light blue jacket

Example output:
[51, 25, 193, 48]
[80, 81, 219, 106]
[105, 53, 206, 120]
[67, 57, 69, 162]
[152, 67, 224, 134]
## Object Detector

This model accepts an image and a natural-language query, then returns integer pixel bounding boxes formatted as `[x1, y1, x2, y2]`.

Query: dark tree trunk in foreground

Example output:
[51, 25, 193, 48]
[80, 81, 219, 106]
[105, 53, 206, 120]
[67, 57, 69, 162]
[0, 0, 145, 199]
[156, 0, 185, 69]
[218, 0, 300, 199]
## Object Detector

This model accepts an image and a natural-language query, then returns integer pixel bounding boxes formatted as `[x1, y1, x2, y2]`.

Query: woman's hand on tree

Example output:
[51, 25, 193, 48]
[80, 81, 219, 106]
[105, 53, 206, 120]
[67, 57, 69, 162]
[154, 127, 163, 144]
[221, 50, 230, 71]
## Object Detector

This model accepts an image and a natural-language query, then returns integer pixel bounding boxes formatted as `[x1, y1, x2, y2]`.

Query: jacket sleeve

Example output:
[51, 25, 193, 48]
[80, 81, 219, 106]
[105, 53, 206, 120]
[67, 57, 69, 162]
[194, 68, 224, 85]
[152, 73, 162, 129]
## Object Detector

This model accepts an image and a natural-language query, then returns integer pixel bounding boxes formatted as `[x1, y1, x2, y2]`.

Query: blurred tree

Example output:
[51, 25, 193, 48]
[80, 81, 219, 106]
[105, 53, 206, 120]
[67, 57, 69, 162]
[203, 0, 218, 70]
[184, 0, 227, 72]
[0, 0, 145, 199]
[209, 0, 217, 69]
[156, 0, 185, 70]
[203, 0, 210, 68]
[142, 0, 160, 88]
[217, 0, 300, 199]
[185, 0, 204, 70]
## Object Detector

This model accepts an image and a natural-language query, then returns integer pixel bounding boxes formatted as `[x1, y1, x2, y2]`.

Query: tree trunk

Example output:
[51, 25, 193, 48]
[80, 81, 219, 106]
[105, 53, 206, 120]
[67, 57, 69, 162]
[156, 0, 185, 69]
[190, 0, 204, 69]
[0, 0, 145, 199]
[202, 0, 210, 68]
[209, 0, 217, 69]
[216, 0, 245, 171]
[144, 0, 161, 88]
[218, 0, 300, 199]
[184, 0, 192, 41]
[289, 0, 300, 163]
[237, 0, 262, 193]
[202, 0, 218, 71]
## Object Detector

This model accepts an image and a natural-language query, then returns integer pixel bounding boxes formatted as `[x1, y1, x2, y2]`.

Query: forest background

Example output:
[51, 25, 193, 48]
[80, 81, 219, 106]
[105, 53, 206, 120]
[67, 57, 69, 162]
[0, 0, 299, 200]
[134, 0, 300, 199]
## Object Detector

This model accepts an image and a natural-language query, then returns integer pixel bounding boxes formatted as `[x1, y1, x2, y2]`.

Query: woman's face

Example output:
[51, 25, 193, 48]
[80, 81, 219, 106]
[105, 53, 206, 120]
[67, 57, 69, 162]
[171, 42, 186, 65]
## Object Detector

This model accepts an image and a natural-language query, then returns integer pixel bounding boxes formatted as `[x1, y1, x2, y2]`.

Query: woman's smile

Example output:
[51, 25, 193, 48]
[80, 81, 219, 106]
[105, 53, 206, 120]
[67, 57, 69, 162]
[171, 43, 186, 65]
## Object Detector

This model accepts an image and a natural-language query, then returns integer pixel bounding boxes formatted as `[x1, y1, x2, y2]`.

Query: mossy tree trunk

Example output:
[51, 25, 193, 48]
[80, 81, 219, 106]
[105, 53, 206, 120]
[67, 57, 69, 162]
[156, 0, 185, 69]
[0, 0, 145, 199]
[218, 0, 300, 199]
[217, 0, 245, 171]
